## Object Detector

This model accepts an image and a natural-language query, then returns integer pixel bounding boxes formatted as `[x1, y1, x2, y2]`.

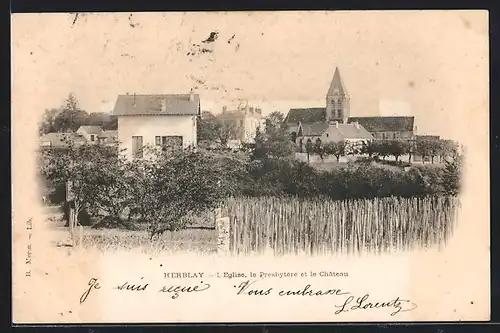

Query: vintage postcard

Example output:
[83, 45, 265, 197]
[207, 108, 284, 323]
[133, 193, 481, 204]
[12, 11, 489, 323]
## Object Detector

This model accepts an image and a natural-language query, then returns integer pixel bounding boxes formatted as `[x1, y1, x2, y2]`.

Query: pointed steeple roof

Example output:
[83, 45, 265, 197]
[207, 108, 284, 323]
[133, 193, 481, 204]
[327, 67, 348, 96]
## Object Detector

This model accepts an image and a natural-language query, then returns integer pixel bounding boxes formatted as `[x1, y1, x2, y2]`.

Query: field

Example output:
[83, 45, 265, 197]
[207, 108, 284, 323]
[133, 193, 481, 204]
[44, 206, 218, 254]
[223, 195, 459, 256]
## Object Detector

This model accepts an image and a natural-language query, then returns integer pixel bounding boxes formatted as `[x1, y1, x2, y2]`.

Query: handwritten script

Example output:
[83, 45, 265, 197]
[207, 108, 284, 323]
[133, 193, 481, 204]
[80, 277, 211, 303]
[79, 277, 417, 317]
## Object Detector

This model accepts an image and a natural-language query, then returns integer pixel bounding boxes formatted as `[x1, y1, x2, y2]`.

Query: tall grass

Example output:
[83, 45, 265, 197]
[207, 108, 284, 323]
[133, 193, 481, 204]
[222, 196, 459, 256]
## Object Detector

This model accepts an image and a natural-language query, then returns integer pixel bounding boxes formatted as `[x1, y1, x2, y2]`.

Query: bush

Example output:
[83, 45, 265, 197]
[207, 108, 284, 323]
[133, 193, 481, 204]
[39, 139, 462, 234]
[128, 147, 239, 238]
[442, 156, 462, 195]
[239, 157, 460, 200]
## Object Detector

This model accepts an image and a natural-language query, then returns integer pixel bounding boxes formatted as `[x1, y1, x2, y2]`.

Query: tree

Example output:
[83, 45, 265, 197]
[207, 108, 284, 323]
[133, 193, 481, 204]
[313, 138, 324, 161]
[197, 111, 219, 143]
[262, 111, 294, 159]
[40, 138, 121, 227]
[197, 111, 237, 147]
[249, 111, 294, 160]
[39, 108, 61, 135]
[439, 139, 459, 163]
[129, 147, 236, 239]
[51, 93, 89, 132]
[442, 153, 462, 195]
[387, 140, 406, 162]
[416, 139, 432, 164]
[249, 126, 267, 160]
[305, 138, 313, 162]
[88, 148, 136, 227]
[323, 140, 347, 162]
[427, 140, 444, 164]
[53, 109, 90, 132]
[371, 140, 390, 160]
[63, 93, 79, 111]
[403, 140, 416, 163]
[85, 112, 118, 130]
[215, 121, 237, 147]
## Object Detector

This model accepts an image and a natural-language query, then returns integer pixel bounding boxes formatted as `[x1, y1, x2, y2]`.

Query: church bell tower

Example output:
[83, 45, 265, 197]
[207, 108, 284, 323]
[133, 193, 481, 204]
[326, 67, 350, 123]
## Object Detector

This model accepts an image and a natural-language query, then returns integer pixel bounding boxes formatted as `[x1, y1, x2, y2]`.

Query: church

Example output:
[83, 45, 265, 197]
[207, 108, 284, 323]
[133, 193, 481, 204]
[284, 67, 415, 147]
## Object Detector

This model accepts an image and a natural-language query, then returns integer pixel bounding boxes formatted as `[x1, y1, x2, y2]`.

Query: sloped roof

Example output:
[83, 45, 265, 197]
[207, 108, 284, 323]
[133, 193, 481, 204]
[78, 125, 103, 135]
[285, 108, 326, 124]
[347, 116, 414, 132]
[298, 122, 373, 140]
[113, 94, 200, 116]
[39, 132, 87, 148]
[300, 122, 330, 136]
[335, 123, 373, 139]
[327, 67, 349, 96]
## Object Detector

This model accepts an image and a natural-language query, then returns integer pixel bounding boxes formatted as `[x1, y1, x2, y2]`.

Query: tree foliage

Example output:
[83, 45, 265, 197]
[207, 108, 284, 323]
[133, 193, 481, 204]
[39, 108, 61, 135]
[249, 111, 294, 160]
[197, 111, 237, 147]
[39, 93, 117, 135]
[40, 138, 122, 225]
[323, 140, 347, 162]
[40, 140, 240, 237]
[131, 147, 239, 238]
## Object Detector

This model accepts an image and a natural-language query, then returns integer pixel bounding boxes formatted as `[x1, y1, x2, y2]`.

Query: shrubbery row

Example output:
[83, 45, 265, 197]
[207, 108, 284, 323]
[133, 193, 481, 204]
[40, 142, 461, 235]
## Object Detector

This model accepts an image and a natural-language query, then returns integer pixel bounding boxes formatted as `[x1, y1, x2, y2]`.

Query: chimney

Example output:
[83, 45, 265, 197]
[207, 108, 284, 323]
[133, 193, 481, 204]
[334, 121, 339, 128]
[189, 89, 194, 102]
[222, 106, 227, 113]
[343, 117, 348, 124]
[354, 121, 360, 130]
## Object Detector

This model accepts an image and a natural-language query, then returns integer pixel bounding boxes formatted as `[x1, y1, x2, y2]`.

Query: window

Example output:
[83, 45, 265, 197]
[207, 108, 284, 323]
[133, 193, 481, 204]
[382, 133, 386, 140]
[155, 136, 183, 151]
[336, 100, 342, 118]
[132, 136, 143, 158]
[393, 133, 397, 139]
[90, 135, 95, 141]
[240, 119, 244, 127]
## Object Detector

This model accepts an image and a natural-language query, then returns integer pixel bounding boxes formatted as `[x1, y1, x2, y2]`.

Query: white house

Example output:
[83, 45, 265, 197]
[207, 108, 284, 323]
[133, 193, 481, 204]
[75, 125, 118, 145]
[217, 104, 263, 146]
[76, 125, 103, 143]
[112, 91, 200, 160]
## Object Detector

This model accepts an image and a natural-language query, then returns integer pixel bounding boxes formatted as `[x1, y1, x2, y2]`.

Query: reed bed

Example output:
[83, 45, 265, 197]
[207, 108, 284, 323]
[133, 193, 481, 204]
[222, 196, 460, 256]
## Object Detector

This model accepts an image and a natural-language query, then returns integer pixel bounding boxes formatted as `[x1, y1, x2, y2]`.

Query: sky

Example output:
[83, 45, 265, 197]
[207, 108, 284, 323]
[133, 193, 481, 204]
[12, 11, 488, 140]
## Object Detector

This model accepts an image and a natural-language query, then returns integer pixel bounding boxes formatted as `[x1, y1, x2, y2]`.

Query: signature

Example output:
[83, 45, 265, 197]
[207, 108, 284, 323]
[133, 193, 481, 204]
[334, 293, 418, 316]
